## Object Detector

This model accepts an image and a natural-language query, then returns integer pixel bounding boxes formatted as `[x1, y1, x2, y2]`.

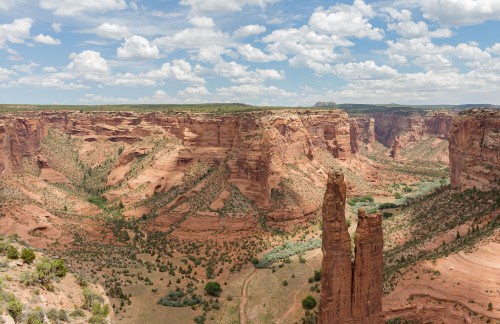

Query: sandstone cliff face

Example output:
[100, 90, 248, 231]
[354, 111, 453, 149]
[449, 109, 500, 190]
[319, 172, 383, 324]
[0, 110, 351, 230]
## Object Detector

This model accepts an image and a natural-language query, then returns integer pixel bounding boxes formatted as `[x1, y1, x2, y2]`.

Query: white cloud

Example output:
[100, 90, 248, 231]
[67, 50, 111, 82]
[309, 0, 384, 40]
[0, 0, 21, 10]
[486, 43, 500, 55]
[216, 84, 296, 104]
[117, 35, 160, 59]
[33, 34, 61, 45]
[189, 16, 215, 28]
[419, 0, 500, 26]
[0, 67, 15, 80]
[39, 0, 127, 16]
[42, 66, 57, 72]
[238, 44, 286, 62]
[233, 24, 266, 38]
[196, 45, 235, 64]
[14, 75, 87, 89]
[385, 8, 452, 39]
[146, 59, 205, 84]
[51, 23, 61, 33]
[333, 61, 399, 80]
[180, 0, 278, 14]
[96, 23, 131, 40]
[213, 59, 284, 83]
[178, 86, 209, 97]
[153, 28, 233, 52]
[12, 63, 39, 74]
[0, 18, 33, 48]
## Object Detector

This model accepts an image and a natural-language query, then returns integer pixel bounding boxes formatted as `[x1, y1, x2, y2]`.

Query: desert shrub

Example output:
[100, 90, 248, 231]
[348, 196, 374, 206]
[7, 295, 23, 321]
[7, 245, 19, 259]
[20, 270, 37, 286]
[26, 308, 44, 324]
[83, 288, 104, 311]
[35, 257, 67, 285]
[21, 248, 36, 264]
[282, 280, 288, 286]
[313, 270, 322, 281]
[488, 302, 493, 311]
[205, 282, 221, 297]
[158, 289, 204, 307]
[70, 309, 85, 317]
[257, 239, 321, 268]
[379, 203, 398, 210]
[59, 309, 69, 321]
[383, 212, 394, 219]
[302, 295, 317, 310]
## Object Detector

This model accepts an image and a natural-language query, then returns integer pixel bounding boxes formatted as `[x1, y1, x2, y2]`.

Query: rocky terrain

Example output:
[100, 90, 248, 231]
[449, 109, 500, 190]
[0, 235, 112, 324]
[0, 105, 497, 324]
[319, 172, 383, 324]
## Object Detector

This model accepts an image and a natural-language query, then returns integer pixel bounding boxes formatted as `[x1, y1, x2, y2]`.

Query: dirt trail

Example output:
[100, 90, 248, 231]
[277, 250, 319, 324]
[239, 268, 257, 324]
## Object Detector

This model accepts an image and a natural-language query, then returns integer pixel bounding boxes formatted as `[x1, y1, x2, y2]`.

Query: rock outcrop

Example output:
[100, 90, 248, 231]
[449, 109, 500, 190]
[319, 172, 383, 324]
[390, 137, 400, 159]
[353, 111, 453, 149]
[0, 110, 352, 231]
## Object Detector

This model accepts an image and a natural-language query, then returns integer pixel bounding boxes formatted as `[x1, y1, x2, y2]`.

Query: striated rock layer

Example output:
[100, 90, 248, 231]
[449, 109, 500, 190]
[319, 172, 383, 324]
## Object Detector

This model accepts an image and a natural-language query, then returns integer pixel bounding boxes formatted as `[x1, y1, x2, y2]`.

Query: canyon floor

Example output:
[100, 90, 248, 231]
[0, 106, 498, 324]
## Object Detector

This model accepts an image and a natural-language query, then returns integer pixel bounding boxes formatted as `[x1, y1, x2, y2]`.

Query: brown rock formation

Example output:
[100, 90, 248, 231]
[0, 110, 352, 231]
[390, 137, 400, 159]
[319, 172, 383, 324]
[449, 109, 500, 190]
[353, 111, 453, 149]
[349, 118, 359, 154]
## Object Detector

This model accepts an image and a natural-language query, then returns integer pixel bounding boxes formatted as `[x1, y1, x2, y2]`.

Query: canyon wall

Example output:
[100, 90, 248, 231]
[353, 111, 453, 149]
[449, 109, 500, 190]
[319, 172, 383, 324]
[0, 110, 352, 229]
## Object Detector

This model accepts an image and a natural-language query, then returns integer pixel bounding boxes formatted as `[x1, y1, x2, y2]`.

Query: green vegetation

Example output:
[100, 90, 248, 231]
[302, 295, 317, 310]
[6, 245, 19, 259]
[7, 294, 23, 322]
[205, 282, 222, 297]
[348, 196, 374, 206]
[158, 288, 204, 307]
[256, 239, 321, 268]
[21, 248, 36, 264]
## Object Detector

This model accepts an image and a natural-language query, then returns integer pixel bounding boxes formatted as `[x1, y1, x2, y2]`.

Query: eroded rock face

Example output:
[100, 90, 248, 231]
[449, 109, 500, 190]
[354, 111, 453, 149]
[319, 172, 383, 324]
[0, 110, 352, 231]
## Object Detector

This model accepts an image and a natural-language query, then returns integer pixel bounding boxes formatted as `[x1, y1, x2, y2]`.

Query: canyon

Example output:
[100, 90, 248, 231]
[0, 105, 498, 324]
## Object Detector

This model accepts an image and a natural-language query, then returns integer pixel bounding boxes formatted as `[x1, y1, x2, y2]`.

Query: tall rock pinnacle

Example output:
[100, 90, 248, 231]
[319, 172, 383, 324]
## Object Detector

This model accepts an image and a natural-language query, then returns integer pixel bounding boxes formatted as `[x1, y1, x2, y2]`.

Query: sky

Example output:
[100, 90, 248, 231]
[0, 0, 499, 106]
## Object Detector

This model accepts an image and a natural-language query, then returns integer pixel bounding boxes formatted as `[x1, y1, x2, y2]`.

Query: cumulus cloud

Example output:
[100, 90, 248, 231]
[153, 28, 233, 52]
[213, 59, 284, 83]
[0, 0, 22, 10]
[189, 16, 215, 28]
[96, 23, 131, 40]
[385, 8, 452, 39]
[180, 0, 278, 14]
[233, 24, 266, 38]
[238, 44, 286, 62]
[39, 0, 127, 16]
[117, 35, 160, 59]
[419, 0, 500, 26]
[309, 0, 384, 40]
[486, 43, 500, 55]
[146, 59, 205, 84]
[33, 34, 61, 45]
[0, 18, 33, 48]
[67, 50, 111, 82]
[178, 86, 209, 97]
[333, 61, 399, 80]
[50, 23, 61, 33]
[0, 67, 15, 80]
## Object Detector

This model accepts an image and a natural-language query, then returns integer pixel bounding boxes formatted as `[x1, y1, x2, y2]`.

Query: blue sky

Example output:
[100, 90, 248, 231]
[0, 0, 499, 105]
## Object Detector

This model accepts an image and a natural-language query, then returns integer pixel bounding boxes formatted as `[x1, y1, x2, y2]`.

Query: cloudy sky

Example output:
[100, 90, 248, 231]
[0, 0, 499, 105]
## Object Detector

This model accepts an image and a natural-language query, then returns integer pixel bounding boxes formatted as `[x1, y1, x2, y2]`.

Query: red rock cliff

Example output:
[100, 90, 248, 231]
[449, 109, 500, 190]
[319, 172, 383, 324]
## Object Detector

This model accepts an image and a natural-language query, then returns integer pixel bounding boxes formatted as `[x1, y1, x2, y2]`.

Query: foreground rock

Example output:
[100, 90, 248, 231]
[319, 172, 383, 323]
[449, 108, 500, 190]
